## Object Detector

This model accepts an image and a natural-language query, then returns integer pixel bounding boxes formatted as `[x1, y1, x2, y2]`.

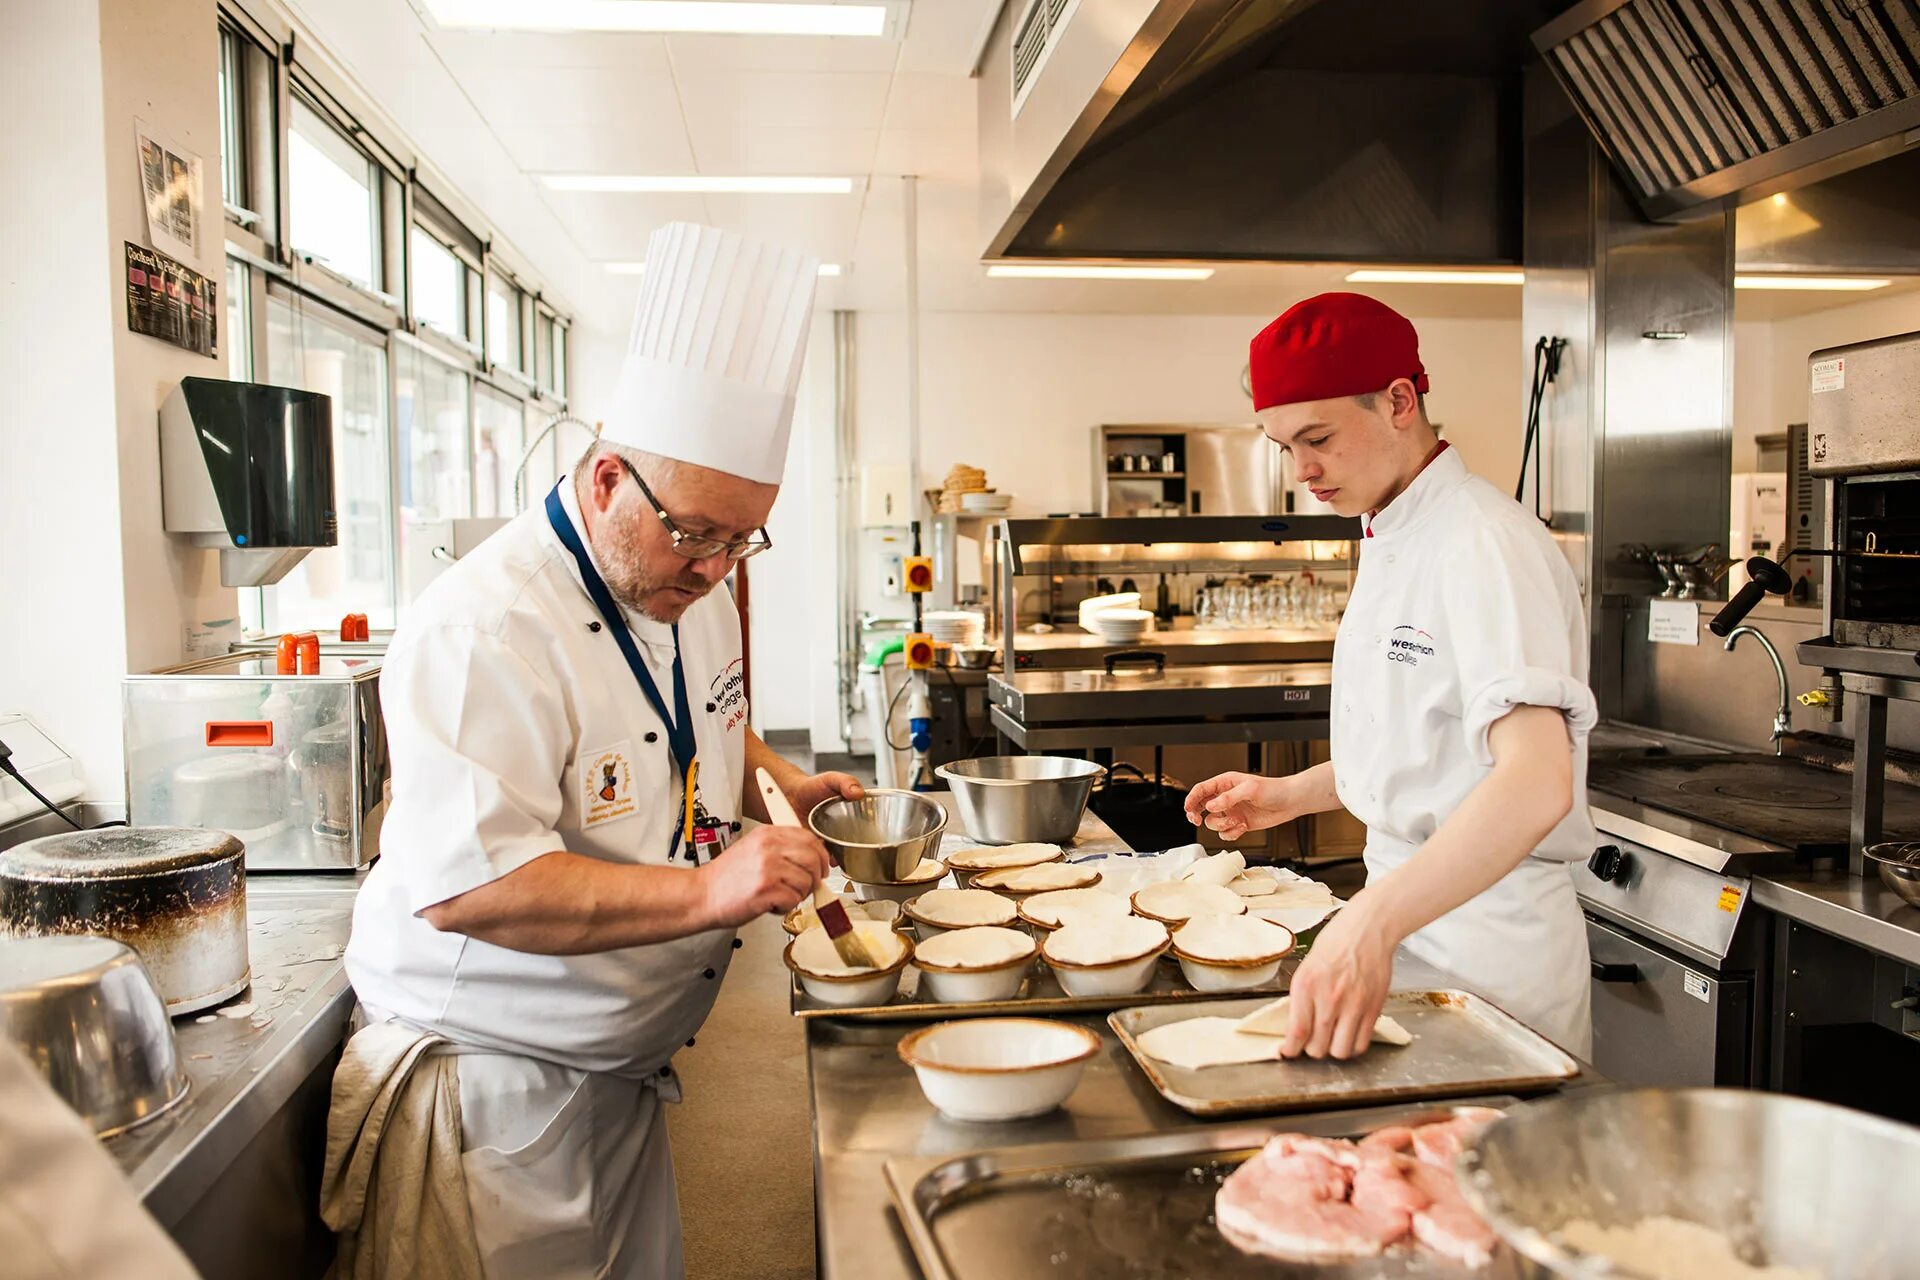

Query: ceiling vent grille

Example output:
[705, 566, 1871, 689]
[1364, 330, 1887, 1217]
[1535, 0, 1920, 219]
[1011, 0, 1084, 116]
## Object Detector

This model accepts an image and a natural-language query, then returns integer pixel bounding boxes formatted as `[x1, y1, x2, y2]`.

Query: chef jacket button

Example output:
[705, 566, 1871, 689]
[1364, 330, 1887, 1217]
[659, 1066, 672, 1079]
[645, 731, 659, 743]
[588, 620, 602, 633]
[702, 968, 716, 980]
[706, 700, 717, 713]
[686, 1038, 696, 1048]
[732, 938, 744, 950]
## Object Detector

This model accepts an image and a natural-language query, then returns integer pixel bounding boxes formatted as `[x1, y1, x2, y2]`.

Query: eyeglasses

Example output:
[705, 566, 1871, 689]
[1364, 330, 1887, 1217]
[618, 456, 773, 561]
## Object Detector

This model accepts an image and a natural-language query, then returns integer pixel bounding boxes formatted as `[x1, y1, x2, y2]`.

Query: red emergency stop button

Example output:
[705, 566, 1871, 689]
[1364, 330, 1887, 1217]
[904, 556, 933, 593]
[904, 632, 935, 670]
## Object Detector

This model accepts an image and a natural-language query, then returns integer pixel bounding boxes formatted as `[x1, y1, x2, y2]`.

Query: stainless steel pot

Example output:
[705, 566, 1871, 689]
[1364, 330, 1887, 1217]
[935, 756, 1104, 845]
[1461, 1087, 1920, 1279]
[809, 789, 947, 883]
[0, 935, 189, 1137]
[0, 826, 248, 1014]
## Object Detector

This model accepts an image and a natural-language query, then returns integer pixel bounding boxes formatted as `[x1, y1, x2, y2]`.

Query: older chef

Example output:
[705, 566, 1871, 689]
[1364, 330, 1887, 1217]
[1186, 293, 1597, 1060]
[336, 223, 851, 1279]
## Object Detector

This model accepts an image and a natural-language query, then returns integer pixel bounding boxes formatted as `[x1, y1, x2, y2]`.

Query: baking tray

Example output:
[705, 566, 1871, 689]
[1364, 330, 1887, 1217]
[1109, 991, 1578, 1117]
[788, 953, 1298, 1021]
[884, 1098, 1528, 1280]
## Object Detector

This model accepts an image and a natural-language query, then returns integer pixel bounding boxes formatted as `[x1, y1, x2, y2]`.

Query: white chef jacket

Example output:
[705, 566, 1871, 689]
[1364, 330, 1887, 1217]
[1331, 445, 1598, 1056]
[346, 476, 747, 1080]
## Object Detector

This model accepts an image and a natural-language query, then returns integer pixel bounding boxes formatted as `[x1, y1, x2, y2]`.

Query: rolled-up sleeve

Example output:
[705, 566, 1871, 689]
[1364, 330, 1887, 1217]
[1443, 522, 1598, 768]
[378, 624, 572, 913]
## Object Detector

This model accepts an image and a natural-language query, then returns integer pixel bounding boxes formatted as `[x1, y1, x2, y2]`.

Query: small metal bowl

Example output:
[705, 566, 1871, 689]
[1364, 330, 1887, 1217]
[0, 935, 190, 1137]
[951, 644, 997, 671]
[1864, 841, 1920, 908]
[809, 789, 949, 883]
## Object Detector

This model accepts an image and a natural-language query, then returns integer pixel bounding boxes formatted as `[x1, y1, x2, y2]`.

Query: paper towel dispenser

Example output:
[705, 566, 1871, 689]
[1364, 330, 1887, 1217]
[160, 376, 337, 587]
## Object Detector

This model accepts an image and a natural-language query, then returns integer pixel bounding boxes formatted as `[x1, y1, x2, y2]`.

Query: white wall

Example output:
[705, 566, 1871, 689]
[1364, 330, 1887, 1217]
[0, 0, 229, 803]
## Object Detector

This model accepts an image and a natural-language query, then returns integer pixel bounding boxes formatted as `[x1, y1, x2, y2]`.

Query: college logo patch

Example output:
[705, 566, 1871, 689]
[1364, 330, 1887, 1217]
[1387, 625, 1438, 668]
[582, 741, 637, 828]
[711, 658, 748, 733]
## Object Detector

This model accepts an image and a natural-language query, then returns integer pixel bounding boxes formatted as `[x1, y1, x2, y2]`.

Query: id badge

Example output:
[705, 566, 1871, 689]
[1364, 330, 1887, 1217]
[680, 759, 735, 865]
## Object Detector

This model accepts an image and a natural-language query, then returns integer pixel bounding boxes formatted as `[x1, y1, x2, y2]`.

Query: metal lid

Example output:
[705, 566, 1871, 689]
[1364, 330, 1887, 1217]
[0, 935, 137, 992]
[0, 826, 244, 881]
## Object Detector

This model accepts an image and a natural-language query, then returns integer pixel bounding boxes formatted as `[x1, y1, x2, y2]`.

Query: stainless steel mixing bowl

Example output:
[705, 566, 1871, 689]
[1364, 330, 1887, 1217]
[1460, 1087, 1920, 1279]
[808, 789, 948, 883]
[934, 756, 1104, 845]
[0, 934, 190, 1137]
[1863, 841, 1920, 908]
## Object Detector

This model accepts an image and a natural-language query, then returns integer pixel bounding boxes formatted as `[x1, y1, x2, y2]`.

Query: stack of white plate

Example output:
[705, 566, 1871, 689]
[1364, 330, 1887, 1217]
[1090, 608, 1154, 644]
[1077, 592, 1141, 632]
[960, 491, 1013, 514]
[924, 611, 985, 647]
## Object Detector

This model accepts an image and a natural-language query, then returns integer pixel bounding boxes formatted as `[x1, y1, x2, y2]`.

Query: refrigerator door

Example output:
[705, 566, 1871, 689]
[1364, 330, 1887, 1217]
[1183, 425, 1276, 516]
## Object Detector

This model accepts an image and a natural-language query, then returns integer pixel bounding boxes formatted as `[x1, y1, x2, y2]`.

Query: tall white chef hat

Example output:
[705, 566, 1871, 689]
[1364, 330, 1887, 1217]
[603, 222, 820, 484]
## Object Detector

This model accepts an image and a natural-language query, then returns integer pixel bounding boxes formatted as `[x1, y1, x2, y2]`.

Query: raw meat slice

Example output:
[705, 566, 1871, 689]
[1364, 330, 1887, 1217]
[1405, 1160, 1498, 1267]
[1409, 1107, 1504, 1168]
[1215, 1138, 1404, 1262]
[1358, 1125, 1417, 1153]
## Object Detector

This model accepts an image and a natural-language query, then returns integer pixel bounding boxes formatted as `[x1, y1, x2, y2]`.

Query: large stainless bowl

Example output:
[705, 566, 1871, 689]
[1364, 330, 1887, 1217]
[935, 756, 1104, 845]
[1461, 1087, 1919, 1279]
[809, 789, 948, 883]
[0, 935, 189, 1137]
[1863, 841, 1920, 908]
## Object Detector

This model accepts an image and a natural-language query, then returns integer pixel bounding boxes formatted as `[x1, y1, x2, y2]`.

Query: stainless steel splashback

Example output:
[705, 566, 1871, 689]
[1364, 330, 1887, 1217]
[1523, 64, 1736, 721]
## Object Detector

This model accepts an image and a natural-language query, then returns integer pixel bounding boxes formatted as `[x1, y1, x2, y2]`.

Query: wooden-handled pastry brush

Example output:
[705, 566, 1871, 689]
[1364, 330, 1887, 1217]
[755, 766, 878, 969]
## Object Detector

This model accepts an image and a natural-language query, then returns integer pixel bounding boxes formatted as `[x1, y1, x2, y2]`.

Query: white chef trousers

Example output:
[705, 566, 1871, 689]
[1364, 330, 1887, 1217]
[455, 1052, 682, 1280]
[1369, 838, 1593, 1060]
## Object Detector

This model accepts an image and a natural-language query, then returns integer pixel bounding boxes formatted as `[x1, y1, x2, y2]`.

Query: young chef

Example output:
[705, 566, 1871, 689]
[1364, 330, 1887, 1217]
[339, 222, 856, 1279]
[1186, 293, 1597, 1060]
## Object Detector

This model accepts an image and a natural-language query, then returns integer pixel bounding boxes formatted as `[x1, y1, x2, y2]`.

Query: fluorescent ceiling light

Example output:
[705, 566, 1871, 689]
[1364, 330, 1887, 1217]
[422, 1, 887, 36]
[604, 261, 843, 276]
[544, 174, 854, 194]
[1345, 269, 1525, 285]
[1734, 274, 1890, 291]
[986, 264, 1215, 281]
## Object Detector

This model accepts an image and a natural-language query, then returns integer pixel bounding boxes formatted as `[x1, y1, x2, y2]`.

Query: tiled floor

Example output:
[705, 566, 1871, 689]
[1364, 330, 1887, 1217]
[666, 749, 872, 1280]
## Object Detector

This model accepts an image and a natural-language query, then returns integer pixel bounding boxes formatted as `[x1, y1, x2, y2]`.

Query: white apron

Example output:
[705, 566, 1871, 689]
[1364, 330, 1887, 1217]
[345, 479, 752, 1279]
[1331, 446, 1599, 1059]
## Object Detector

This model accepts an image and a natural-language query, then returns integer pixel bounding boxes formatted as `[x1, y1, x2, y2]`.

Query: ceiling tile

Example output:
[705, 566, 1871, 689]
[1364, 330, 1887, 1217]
[491, 122, 697, 174]
[894, 0, 1001, 74]
[872, 128, 977, 180]
[463, 66, 685, 129]
[879, 73, 977, 134]
[685, 122, 878, 174]
[674, 70, 894, 132]
[543, 191, 718, 258]
[426, 30, 673, 72]
[665, 32, 901, 74]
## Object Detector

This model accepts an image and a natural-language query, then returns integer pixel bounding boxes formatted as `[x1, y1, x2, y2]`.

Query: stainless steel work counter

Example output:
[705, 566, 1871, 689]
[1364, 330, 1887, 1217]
[111, 872, 361, 1277]
[807, 804, 1590, 1280]
[1752, 868, 1920, 968]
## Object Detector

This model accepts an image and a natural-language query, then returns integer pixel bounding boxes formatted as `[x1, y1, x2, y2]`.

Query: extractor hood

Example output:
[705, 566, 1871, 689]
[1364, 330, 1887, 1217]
[977, 0, 1573, 263]
[1533, 0, 1920, 222]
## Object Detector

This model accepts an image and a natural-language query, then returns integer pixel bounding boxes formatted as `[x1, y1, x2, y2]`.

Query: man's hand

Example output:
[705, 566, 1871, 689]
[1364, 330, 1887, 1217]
[1183, 772, 1300, 840]
[789, 771, 865, 821]
[698, 825, 833, 928]
[1279, 898, 1398, 1060]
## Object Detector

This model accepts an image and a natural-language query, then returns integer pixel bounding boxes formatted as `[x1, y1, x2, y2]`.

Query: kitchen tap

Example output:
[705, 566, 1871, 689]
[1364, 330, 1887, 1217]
[1722, 625, 1792, 755]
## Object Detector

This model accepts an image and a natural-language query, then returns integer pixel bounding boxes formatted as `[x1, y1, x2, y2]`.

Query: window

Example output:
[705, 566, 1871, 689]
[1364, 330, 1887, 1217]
[410, 225, 467, 338]
[487, 275, 522, 373]
[394, 341, 472, 604]
[218, 27, 246, 210]
[225, 257, 252, 380]
[535, 311, 556, 391]
[288, 97, 380, 290]
[473, 383, 526, 519]
[265, 292, 395, 626]
[522, 400, 563, 504]
[553, 322, 567, 397]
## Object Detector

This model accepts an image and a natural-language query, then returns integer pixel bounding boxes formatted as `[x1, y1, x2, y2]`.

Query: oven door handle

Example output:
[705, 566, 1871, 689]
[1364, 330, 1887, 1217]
[1591, 960, 1640, 983]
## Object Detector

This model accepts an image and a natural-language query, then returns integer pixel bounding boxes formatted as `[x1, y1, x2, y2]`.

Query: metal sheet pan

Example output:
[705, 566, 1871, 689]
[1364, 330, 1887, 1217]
[884, 1098, 1528, 1280]
[790, 954, 1297, 1021]
[1110, 991, 1579, 1117]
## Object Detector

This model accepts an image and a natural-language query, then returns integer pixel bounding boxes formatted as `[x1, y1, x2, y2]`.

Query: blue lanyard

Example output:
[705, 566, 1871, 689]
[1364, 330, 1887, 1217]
[545, 485, 697, 860]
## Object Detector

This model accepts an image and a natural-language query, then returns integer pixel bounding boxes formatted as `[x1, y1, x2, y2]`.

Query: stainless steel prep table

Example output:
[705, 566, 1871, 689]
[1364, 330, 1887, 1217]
[114, 873, 359, 1280]
[1007, 626, 1335, 670]
[1752, 869, 1920, 968]
[807, 806, 1597, 1280]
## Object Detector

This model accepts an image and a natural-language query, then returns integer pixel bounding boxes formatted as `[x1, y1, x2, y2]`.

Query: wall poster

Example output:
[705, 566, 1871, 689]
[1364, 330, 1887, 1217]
[125, 242, 218, 358]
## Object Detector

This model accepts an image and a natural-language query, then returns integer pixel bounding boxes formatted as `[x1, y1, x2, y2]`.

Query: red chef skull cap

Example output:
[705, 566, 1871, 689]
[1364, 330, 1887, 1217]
[1248, 292, 1430, 412]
